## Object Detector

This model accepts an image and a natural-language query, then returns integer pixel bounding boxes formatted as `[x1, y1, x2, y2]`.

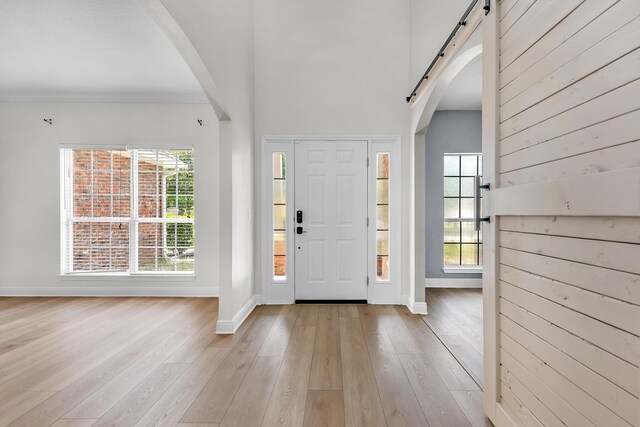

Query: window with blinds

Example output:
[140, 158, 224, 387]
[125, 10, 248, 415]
[60, 148, 195, 275]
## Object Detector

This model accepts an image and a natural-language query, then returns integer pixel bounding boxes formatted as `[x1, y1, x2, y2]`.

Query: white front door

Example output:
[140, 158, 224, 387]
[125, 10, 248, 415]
[294, 140, 368, 300]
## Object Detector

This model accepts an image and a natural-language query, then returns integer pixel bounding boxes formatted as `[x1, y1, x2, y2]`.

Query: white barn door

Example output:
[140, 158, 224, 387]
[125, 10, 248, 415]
[484, 1, 640, 425]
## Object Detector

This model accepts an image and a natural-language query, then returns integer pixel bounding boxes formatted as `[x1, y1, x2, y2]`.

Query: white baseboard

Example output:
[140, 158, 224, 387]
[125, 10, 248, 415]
[425, 278, 482, 288]
[216, 295, 258, 334]
[401, 294, 428, 314]
[368, 299, 400, 305]
[0, 286, 219, 297]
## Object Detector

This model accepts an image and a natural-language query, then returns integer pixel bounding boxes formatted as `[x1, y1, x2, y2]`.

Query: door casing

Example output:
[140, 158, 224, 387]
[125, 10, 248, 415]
[260, 136, 401, 306]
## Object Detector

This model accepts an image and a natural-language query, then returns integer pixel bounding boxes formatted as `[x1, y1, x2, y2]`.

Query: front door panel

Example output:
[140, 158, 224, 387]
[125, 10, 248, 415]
[294, 140, 368, 300]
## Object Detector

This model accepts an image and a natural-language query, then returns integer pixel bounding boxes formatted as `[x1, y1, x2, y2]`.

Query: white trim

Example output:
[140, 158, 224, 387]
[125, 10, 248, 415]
[263, 299, 293, 305]
[60, 147, 196, 277]
[0, 286, 218, 297]
[368, 138, 403, 305]
[254, 294, 262, 305]
[368, 300, 399, 305]
[407, 296, 428, 315]
[442, 266, 483, 274]
[260, 136, 402, 306]
[215, 295, 258, 334]
[0, 92, 209, 104]
[425, 278, 482, 288]
[58, 273, 196, 281]
[59, 144, 195, 150]
[261, 139, 296, 305]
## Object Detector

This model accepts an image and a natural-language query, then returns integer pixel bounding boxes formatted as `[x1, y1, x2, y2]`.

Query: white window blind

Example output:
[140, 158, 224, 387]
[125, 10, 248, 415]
[60, 148, 195, 275]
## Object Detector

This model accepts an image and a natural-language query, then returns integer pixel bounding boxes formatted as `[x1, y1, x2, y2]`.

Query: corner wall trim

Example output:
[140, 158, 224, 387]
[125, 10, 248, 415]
[0, 286, 219, 297]
[406, 295, 428, 315]
[425, 278, 482, 288]
[215, 295, 258, 334]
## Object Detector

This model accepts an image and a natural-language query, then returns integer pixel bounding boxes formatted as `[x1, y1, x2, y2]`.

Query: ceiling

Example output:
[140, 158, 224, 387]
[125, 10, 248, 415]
[436, 54, 482, 111]
[0, 0, 207, 102]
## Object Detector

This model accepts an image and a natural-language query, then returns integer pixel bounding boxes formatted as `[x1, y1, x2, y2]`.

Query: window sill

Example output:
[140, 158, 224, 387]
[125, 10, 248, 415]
[442, 266, 483, 274]
[58, 273, 196, 282]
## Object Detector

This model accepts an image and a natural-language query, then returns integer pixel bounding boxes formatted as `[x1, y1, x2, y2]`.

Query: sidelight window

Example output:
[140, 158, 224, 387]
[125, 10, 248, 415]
[376, 153, 390, 280]
[272, 153, 287, 279]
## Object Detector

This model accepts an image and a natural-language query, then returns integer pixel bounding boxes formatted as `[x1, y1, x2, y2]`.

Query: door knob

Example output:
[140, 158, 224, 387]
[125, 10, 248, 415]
[297, 226, 304, 234]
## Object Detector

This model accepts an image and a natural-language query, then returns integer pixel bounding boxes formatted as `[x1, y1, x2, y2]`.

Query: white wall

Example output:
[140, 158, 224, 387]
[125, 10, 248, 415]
[254, 0, 412, 299]
[424, 110, 482, 279]
[410, 0, 472, 86]
[160, 0, 256, 324]
[0, 101, 219, 295]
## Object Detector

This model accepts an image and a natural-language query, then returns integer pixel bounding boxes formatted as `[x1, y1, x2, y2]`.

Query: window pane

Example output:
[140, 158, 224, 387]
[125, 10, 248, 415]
[63, 148, 195, 275]
[92, 171, 111, 195]
[71, 149, 130, 219]
[444, 177, 459, 197]
[138, 221, 195, 272]
[376, 205, 389, 230]
[444, 198, 459, 219]
[444, 155, 459, 176]
[461, 244, 478, 265]
[274, 229, 287, 277]
[460, 198, 474, 219]
[273, 152, 287, 278]
[138, 171, 160, 195]
[273, 181, 286, 204]
[376, 153, 391, 282]
[461, 177, 475, 197]
[444, 243, 460, 265]
[444, 222, 460, 243]
[377, 231, 389, 256]
[72, 222, 129, 272]
[461, 222, 478, 243]
[377, 154, 389, 178]
[139, 195, 161, 218]
[376, 180, 389, 204]
[274, 231, 286, 256]
[274, 255, 286, 277]
[461, 155, 477, 175]
[273, 153, 286, 179]
[377, 255, 389, 280]
[442, 153, 481, 267]
[112, 171, 131, 195]
[177, 196, 195, 217]
[273, 205, 286, 230]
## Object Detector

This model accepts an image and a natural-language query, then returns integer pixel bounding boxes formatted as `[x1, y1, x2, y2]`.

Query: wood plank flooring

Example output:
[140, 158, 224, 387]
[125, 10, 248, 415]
[0, 297, 490, 426]
[423, 288, 485, 390]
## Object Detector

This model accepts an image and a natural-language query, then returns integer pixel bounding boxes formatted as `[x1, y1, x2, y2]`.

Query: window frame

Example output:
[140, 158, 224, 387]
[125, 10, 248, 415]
[59, 145, 196, 277]
[443, 152, 482, 269]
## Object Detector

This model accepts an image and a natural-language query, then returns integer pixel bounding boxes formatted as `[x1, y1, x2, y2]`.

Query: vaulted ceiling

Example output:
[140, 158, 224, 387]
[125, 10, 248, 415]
[437, 54, 482, 110]
[0, 0, 206, 102]
[0, 0, 478, 108]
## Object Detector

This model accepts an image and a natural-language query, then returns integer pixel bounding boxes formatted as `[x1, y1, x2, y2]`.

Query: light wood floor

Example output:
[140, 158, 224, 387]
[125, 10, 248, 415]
[0, 297, 491, 427]
[424, 288, 484, 390]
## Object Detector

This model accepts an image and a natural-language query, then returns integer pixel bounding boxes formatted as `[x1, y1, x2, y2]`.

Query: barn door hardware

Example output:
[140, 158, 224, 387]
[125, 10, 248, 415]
[474, 176, 491, 231]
